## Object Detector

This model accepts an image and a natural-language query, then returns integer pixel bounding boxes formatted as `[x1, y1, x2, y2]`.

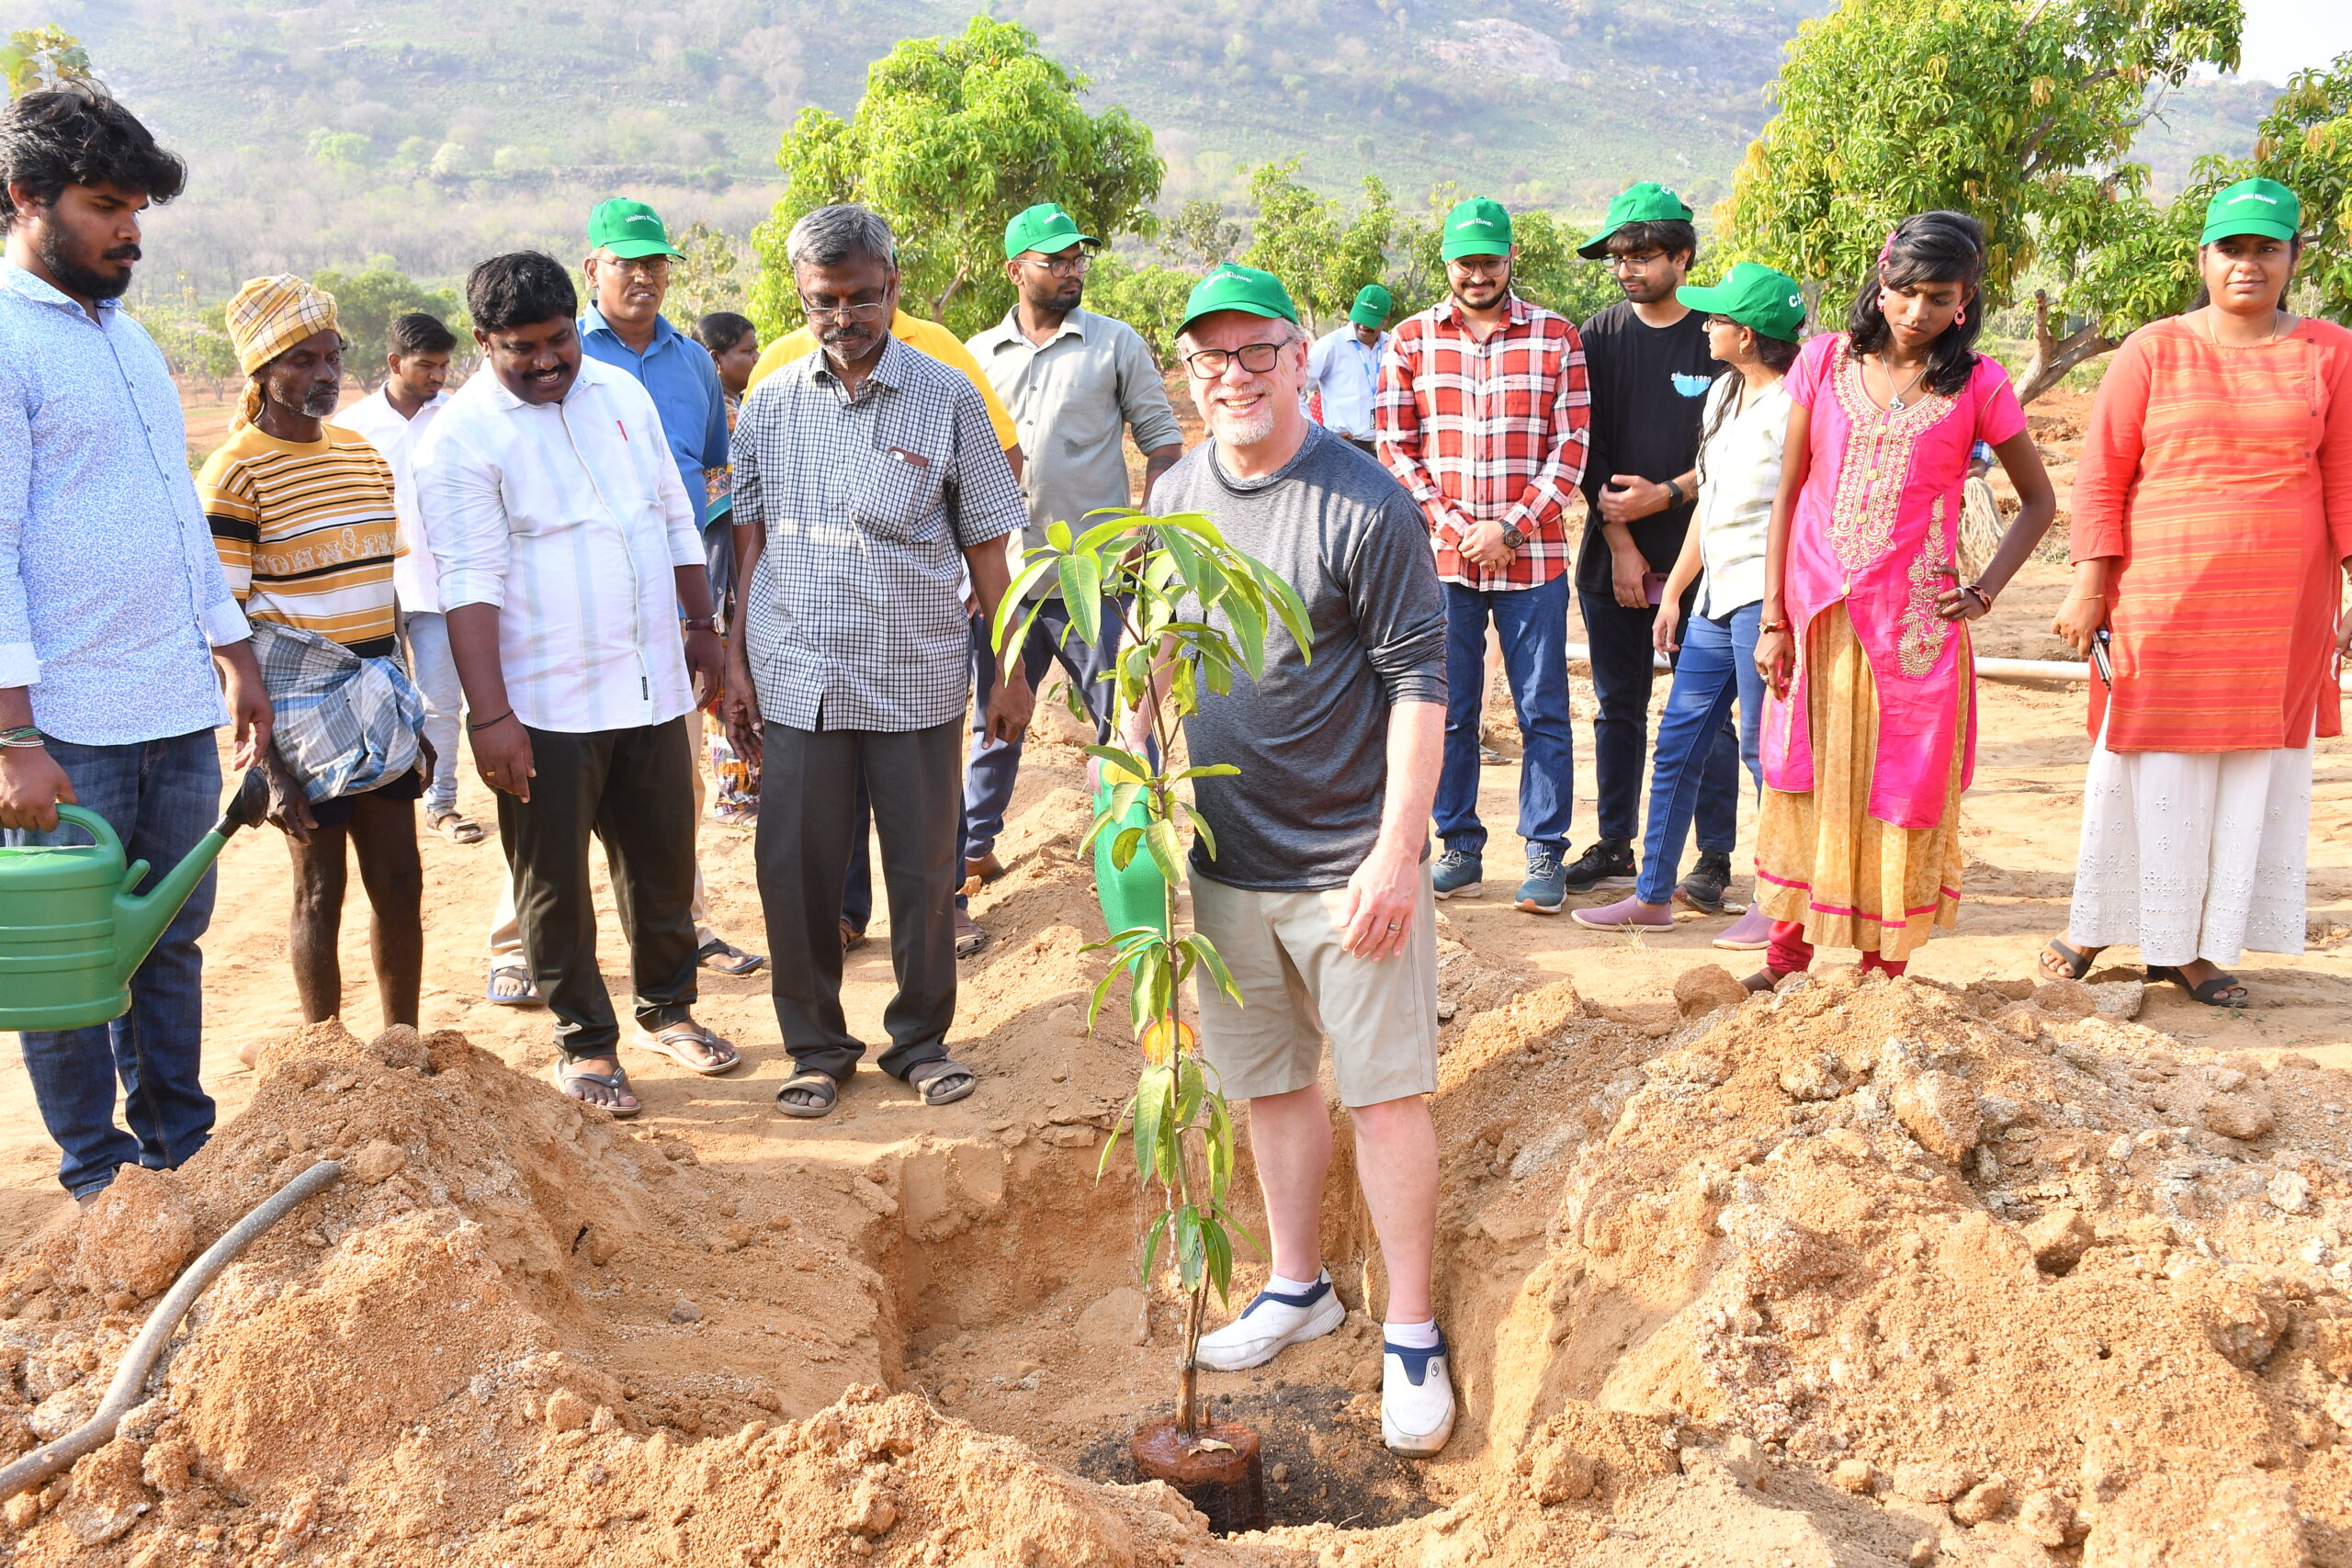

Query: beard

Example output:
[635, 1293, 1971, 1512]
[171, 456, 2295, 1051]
[40, 226, 137, 301]
[1207, 396, 1277, 447]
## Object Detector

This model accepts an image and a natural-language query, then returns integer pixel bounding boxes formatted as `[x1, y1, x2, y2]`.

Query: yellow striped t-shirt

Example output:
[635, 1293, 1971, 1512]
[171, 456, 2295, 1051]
[200, 423, 402, 655]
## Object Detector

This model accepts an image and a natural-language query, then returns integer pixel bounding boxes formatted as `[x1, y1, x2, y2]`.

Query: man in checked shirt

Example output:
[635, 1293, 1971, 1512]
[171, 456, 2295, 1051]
[1376, 197, 1590, 915]
[721, 205, 1033, 1121]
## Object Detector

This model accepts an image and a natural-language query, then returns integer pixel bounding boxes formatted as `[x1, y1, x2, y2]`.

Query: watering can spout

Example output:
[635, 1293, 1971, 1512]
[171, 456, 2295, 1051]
[110, 769, 271, 987]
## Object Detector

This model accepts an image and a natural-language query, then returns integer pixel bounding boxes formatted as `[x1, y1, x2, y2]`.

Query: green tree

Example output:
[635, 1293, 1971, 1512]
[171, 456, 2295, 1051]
[1381, 184, 1620, 325]
[311, 261, 464, 389]
[1720, 0, 2242, 401]
[663, 220, 749, 330]
[2243, 52, 2352, 321]
[1087, 254, 1199, 366]
[2, 25, 92, 98]
[1160, 198, 1241, 270]
[749, 16, 1163, 340]
[1242, 162, 1394, 332]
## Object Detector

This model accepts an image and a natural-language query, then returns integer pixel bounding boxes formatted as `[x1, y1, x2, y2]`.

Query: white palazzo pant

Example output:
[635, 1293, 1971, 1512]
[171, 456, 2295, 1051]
[2068, 722, 2312, 968]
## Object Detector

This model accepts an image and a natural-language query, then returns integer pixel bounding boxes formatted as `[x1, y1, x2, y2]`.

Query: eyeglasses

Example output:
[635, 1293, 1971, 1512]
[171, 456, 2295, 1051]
[602, 254, 672, 277]
[799, 298, 891, 325]
[1605, 252, 1671, 272]
[1017, 252, 1092, 277]
[1182, 343, 1286, 378]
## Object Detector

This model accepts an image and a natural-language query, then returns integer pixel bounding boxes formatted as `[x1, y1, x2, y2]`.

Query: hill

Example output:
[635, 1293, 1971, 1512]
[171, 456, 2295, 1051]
[12, 0, 2283, 295]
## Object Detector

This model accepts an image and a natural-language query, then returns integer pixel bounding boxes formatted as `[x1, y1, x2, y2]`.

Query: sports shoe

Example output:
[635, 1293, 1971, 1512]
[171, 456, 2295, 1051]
[1563, 839, 1636, 893]
[1194, 1271, 1347, 1371]
[1713, 904, 1775, 950]
[1431, 849, 1484, 899]
[1676, 851, 1734, 914]
[1381, 1331, 1456, 1457]
[1515, 849, 1566, 914]
[1571, 893, 1674, 931]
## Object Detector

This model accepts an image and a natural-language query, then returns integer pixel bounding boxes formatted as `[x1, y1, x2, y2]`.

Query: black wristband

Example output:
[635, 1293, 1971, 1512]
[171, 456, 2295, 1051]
[1666, 479, 1685, 508]
[468, 709, 516, 734]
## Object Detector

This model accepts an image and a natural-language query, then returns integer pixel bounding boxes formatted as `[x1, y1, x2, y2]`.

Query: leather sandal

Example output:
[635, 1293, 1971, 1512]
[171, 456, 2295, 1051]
[631, 1021, 742, 1076]
[2041, 938, 2096, 981]
[775, 1069, 839, 1119]
[2146, 965, 2249, 1009]
[907, 1058, 977, 1107]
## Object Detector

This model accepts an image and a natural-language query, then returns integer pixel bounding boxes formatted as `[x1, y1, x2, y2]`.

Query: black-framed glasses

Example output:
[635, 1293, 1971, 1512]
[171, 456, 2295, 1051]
[1605, 251, 1671, 272]
[1182, 342, 1285, 378]
[1017, 252, 1093, 277]
[799, 297, 891, 325]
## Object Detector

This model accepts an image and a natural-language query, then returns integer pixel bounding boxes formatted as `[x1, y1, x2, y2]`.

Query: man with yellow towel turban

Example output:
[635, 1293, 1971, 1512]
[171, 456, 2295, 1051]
[200, 273, 428, 1040]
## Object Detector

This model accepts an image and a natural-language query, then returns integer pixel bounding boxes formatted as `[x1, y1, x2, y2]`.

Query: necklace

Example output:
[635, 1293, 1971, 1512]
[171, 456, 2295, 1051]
[1868, 353, 1929, 413]
[2200, 305, 2289, 348]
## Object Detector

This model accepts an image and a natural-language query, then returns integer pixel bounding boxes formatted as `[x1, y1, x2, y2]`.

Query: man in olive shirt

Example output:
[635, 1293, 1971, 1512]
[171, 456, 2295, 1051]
[963, 202, 1182, 885]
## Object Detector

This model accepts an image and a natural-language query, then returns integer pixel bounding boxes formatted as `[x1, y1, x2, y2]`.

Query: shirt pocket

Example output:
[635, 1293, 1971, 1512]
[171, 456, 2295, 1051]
[848, 427, 948, 544]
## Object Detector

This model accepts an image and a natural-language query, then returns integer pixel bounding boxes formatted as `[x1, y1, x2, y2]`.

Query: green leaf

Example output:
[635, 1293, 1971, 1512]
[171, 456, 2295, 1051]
[1205, 1093, 1234, 1202]
[1202, 1215, 1234, 1303]
[1046, 519, 1073, 551]
[1082, 742, 1149, 782]
[1084, 965, 1125, 1032]
[1174, 1205, 1205, 1291]
[1169, 763, 1240, 783]
[1144, 818, 1184, 884]
[1074, 512, 1143, 556]
[1058, 553, 1104, 645]
[1181, 803, 1217, 862]
[1139, 1209, 1171, 1289]
[1184, 931, 1244, 1007]
[1133, 1064, 1174, 1184]
[1112, 824, 1144, 871]
[1175, 1057, 1206, 1129]
[1224, 590, 1267, 681]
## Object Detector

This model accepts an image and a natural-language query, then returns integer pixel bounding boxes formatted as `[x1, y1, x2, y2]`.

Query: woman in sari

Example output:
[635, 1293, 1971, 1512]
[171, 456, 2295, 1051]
[2041, 178, 2352, 1007]
[1748, 210, 2058, 987]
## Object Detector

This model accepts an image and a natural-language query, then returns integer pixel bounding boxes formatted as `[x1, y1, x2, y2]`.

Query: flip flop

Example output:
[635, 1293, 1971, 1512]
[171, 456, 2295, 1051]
[696, 938, 767, 976]
[2146, 965, 2249, 1009]
[486, 964, 542, 1007]
[907, 1058, 978, 1107]
[429, 810, 486, 845]
[632, 1021, 742, 1076]
[551, 1059, 640, 1118]
[2041, 938, 2096, 981]
[775, 1069, 839, 1119]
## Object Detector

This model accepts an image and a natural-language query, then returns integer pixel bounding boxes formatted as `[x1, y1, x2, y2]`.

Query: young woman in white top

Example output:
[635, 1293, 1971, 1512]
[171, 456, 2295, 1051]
[1575, 262, 1805, 947]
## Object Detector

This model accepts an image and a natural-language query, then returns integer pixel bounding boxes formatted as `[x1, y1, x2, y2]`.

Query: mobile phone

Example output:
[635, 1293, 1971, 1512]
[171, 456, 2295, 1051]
[1643, 570, 1668, 606]
[2090, 627, 2113, 686]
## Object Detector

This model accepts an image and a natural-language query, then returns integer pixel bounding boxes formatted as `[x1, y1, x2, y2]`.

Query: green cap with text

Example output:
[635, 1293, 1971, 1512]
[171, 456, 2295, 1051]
[2199, 177, 2301, 246]
[1179, 262, 1298, 334]
[587, 197, 684, 260]
[1676, 261, 1807, 344]
[1003, 202, 1098, 260]
[1348, 283, 1394, 329]
[1440, 197, 1513, 261]
[1577, 181, 1696, 258]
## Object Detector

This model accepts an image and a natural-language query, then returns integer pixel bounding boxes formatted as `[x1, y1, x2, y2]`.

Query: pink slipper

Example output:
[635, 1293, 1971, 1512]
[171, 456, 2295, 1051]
[1571, 895, 1674, 931]
[1713, 905, 1775, 950]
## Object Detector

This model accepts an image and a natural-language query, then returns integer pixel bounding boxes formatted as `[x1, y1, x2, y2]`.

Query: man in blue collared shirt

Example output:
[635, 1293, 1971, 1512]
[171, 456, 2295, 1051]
[1306, 283, 1395, 451]
[0, 87, 271, 1201]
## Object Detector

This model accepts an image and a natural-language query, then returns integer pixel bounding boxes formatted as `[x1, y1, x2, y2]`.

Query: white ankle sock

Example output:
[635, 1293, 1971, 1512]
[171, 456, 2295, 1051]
[1265, 1270, 1322, 1298]
[1384, 1316, 1441, 1349]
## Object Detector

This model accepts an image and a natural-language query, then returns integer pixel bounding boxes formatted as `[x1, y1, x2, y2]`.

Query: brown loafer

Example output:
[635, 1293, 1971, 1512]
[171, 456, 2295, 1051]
[966, 852, 1005, 885]
[841, 919, 868, 953]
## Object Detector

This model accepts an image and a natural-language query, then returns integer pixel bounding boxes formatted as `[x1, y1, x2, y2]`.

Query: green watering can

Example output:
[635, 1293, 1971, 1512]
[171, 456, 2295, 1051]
[0, 770, 269, 1032]
[1093, 784, 1171, 949]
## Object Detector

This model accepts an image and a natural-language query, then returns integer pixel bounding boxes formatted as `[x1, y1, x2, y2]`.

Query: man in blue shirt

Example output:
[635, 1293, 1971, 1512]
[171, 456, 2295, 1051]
[1306, 283, 1393, 453]
[480, 197, 762, 1003]
[0, 88, 271, 1201]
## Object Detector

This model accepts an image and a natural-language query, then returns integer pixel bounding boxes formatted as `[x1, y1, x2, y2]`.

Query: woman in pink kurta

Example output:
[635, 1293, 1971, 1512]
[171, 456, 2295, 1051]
[1748, 212, 2058, 985]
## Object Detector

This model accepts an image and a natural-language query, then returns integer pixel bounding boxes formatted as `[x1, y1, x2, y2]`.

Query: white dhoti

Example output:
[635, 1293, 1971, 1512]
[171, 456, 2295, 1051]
[2067, 722, 2312, 968]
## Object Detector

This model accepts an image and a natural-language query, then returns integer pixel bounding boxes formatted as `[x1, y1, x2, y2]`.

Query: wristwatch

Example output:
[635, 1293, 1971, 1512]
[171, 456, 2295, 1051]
[1500, 523, 1528, 550]
[682, 616, 718, 633]
[1666, 479, 1686, 508]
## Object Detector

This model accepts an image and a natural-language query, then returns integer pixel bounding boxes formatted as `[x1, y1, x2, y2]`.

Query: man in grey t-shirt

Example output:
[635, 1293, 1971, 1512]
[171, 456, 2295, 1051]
[1122, 264, 1453, 1457]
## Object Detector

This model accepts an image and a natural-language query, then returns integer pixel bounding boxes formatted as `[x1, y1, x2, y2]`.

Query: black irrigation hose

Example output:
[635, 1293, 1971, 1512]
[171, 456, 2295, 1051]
[0, 1159, 343, 1504]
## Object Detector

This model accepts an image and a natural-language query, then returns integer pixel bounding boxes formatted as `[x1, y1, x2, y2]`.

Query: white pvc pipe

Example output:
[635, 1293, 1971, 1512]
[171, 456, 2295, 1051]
[1566, 644, 2346, 689]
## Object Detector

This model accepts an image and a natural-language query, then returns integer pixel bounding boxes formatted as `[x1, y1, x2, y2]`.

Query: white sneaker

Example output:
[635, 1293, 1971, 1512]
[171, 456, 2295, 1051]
[1193, 1272, 1346, 1371]
[1381, 1331, 1456, 1457]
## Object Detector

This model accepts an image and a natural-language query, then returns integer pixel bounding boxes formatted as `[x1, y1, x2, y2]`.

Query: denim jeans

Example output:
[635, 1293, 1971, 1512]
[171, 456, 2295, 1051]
[14, 731, 220, 1198]
[964, 597, 1121, 862]
[401, 610, 463, 818]
[1581, 587, 1740, 851]
[1435, 576, 1575, 858]
[1635, 604, 1767, 905]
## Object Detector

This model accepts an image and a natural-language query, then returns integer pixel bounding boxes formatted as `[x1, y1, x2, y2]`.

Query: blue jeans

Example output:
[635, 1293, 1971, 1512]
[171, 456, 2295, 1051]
[1435, 576, 1575, 858]
[1581, 587, 1742, 852]
[15, 731, 220, 1198]
[1635, 604, 1766, 905]
[965, 598, 1121, 862]
[401, 610, 463, 818]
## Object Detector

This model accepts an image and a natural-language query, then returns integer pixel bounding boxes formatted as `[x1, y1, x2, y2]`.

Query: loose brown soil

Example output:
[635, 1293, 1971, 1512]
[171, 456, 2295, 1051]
[4, 386, 2351, 1563]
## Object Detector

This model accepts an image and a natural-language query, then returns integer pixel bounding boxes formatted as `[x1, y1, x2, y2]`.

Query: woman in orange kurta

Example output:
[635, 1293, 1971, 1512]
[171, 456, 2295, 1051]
[2043, 178, 2352, 1006]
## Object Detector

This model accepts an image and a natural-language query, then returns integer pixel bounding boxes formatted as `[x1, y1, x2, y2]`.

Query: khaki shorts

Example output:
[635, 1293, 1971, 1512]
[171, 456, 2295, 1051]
[1188, 864, 1440, 1107]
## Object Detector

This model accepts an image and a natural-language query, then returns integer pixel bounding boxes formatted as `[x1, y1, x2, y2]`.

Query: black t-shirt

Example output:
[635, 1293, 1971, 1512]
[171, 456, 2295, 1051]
[1573, 302, 1723, 595]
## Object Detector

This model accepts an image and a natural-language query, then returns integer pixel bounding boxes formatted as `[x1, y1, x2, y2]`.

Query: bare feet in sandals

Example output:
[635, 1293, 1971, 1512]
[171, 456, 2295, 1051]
[429, 810, 486, 845]
[776, 1068, 839, 1119]
[908, 1058, 977, 1107]
[632, 1018, 741, 1076]
[486, 964, 542, 1007]
[553, 1055, 640, 1117]
[2040, 936, 2103, 981]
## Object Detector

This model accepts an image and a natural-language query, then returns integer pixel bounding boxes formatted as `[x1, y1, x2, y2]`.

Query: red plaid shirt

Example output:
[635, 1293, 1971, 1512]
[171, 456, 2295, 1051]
[1375, 295, 1589, 590]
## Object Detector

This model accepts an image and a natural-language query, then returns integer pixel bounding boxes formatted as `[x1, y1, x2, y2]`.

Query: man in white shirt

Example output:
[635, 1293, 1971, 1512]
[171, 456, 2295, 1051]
[340, 311, 475, 843]
[418, 252, 737, 1117]
[1306, 284, 1393, 452]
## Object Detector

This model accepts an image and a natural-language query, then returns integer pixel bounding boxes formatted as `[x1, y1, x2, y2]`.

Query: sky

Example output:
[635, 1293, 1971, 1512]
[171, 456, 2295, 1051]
[2239, 0, 2352, 84]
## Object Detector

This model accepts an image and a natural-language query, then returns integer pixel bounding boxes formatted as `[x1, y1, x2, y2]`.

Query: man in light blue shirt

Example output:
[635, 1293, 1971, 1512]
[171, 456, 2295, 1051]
[0, 87, 270, 1201]
[1306, 283, 1394, 450]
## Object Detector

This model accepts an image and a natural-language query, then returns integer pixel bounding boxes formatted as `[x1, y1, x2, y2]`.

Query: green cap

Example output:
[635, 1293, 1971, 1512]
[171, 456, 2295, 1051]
[2199, 177, 2301, 246]
[1676, 261, 1807, 344]
[1003, 201, 1097, 261]
[1348, 283, 1394, 329]
[1577, 181, 1697, 259]
[1441, 197, 1513, 261]
[587, 197, 684, 260]
[1178, 262, 1298, 335]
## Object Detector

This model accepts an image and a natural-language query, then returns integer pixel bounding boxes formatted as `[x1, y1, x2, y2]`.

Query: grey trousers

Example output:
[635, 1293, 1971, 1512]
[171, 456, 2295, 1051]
[756, 717, 961, 1082]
